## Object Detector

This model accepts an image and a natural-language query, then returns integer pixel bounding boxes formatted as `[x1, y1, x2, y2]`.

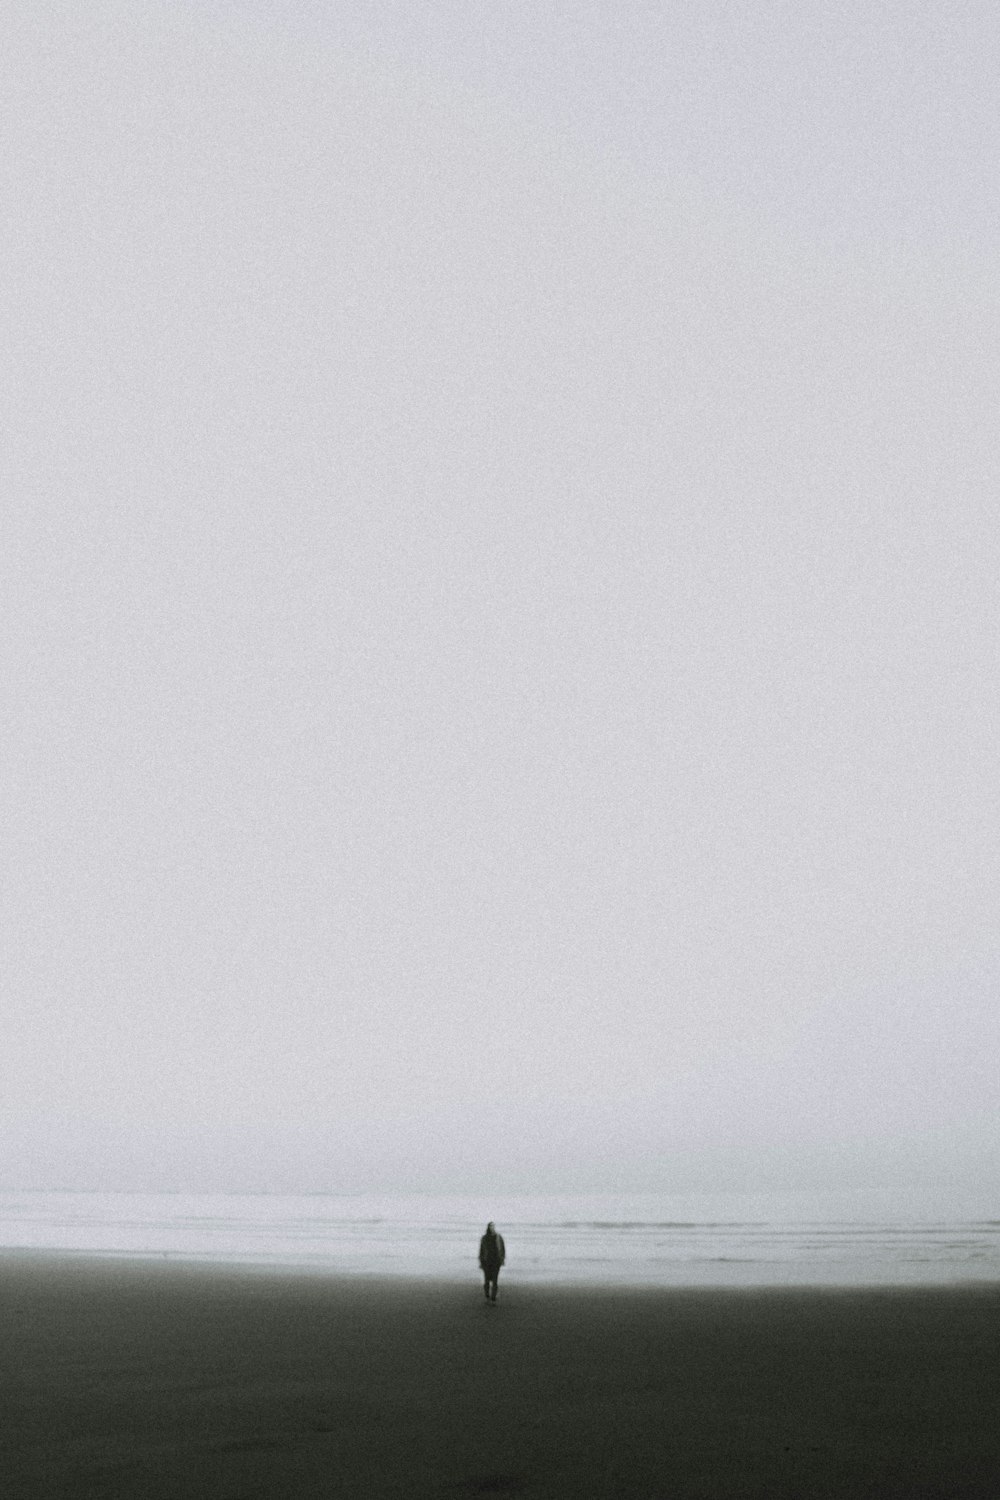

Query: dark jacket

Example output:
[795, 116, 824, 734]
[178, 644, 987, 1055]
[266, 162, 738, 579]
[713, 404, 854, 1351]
[479, 1230, 506, 1272]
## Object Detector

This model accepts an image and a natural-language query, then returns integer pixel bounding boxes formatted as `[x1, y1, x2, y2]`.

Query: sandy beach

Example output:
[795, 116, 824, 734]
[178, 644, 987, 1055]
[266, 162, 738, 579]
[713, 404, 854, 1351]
[1, 1256, 998, 1498]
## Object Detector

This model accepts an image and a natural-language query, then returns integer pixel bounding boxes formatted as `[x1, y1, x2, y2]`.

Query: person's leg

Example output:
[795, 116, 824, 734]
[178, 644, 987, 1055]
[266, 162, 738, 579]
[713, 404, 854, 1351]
[483, 1271, 491, 1300]
[490, 1270, 499, 1302]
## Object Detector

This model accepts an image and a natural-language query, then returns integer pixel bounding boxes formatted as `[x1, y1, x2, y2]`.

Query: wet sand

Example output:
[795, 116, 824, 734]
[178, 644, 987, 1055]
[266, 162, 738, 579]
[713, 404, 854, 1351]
[1, 1255, 998, 1498]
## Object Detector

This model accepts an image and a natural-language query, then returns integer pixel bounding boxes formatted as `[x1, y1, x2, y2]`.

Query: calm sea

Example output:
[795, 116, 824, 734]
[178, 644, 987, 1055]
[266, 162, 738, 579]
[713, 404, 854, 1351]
[1, 1191, 998, 1287]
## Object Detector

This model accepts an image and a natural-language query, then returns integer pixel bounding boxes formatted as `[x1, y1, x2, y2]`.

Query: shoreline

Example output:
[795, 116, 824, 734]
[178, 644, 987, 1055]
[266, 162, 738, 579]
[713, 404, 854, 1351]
[2, 1243, 998, 1291]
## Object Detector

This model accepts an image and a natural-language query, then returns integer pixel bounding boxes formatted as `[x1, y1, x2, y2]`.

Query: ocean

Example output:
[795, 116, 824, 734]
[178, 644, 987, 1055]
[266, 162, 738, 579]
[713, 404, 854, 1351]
[1, 1191, 998, 1287]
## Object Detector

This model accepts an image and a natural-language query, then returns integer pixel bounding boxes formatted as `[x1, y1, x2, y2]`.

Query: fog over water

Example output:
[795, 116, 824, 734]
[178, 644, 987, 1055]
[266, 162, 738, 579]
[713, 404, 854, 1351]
[4, 1191, 999, 1287]
[3, 2, 998, 1207]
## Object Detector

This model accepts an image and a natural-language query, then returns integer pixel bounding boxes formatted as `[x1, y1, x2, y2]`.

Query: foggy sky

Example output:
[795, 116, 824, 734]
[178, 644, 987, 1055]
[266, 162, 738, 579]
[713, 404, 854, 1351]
[3, 1, 998, 1201]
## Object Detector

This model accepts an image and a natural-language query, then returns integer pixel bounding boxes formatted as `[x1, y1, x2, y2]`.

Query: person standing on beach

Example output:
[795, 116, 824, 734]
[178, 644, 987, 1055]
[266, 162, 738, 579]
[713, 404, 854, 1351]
[479, 1222, 505, 1303]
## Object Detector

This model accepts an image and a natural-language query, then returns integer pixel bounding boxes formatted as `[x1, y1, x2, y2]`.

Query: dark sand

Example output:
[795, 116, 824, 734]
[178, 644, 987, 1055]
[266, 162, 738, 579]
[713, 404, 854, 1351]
[1, 1257, 998, 1498]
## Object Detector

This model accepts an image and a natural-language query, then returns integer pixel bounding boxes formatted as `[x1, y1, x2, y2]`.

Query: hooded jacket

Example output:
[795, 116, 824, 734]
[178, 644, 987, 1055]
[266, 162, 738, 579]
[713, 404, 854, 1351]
[479, 1228, 506, 1272]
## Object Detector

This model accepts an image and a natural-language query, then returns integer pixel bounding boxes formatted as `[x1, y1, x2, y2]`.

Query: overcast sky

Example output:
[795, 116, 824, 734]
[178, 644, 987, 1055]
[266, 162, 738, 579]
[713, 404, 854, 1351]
[3, 1, 998, 1201]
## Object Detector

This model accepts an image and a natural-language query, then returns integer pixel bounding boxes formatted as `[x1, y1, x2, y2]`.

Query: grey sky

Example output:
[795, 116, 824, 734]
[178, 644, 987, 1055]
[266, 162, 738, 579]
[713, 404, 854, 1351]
[3, 1, 998, 1198]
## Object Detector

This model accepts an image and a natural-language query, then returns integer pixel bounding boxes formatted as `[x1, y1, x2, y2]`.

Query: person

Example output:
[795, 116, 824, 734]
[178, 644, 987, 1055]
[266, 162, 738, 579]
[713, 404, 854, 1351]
[478, 1221, 505, 1303]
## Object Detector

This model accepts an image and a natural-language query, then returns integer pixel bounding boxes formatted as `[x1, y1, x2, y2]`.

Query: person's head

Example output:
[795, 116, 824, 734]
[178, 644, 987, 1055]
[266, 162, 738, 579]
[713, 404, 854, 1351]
[486, 1222, 495, 1234]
